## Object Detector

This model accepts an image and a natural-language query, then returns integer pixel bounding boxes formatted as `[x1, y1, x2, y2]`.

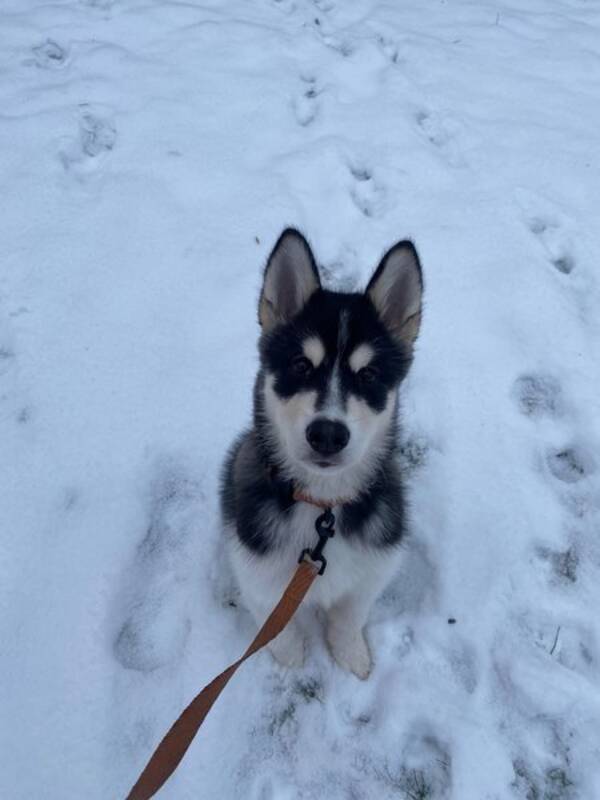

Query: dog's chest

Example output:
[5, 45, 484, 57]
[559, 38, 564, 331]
[265, 502, 383, 608]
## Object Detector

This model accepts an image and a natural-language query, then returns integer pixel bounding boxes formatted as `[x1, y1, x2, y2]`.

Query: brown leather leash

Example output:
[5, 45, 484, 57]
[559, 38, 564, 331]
[125, 491, 344, 800]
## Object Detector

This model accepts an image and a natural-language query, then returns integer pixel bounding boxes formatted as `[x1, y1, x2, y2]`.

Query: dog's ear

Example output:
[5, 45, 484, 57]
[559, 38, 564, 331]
[366, 241, 423, 346]
[259, 229, 321, 330]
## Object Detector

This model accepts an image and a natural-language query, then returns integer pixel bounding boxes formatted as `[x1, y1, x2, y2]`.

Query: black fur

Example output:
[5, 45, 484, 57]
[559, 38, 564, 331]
[260, 289, 412, 412]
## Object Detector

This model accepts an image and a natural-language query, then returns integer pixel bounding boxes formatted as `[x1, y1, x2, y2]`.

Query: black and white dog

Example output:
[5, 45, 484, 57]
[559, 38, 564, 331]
[221, 229, 423, 678]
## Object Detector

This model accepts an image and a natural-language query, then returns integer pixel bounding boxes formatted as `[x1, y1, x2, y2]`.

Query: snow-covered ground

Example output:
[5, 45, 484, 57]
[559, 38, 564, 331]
[2, 0, 600, 797]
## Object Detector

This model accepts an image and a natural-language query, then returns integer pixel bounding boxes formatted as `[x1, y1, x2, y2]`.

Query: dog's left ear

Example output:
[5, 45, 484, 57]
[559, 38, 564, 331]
[366, 241, 423, 346]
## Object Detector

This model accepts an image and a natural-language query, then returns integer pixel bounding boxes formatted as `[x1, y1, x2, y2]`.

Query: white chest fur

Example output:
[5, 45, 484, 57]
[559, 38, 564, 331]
[226, 502, 402, 614]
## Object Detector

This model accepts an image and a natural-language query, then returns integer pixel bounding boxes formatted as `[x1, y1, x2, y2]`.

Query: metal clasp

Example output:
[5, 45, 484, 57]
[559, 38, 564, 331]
[298, 508, 336, 575]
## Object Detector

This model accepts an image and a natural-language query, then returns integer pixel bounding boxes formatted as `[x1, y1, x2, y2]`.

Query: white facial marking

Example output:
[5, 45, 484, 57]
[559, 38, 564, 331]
[263, 373, 317, 462]
[302, 336, 325, 368]
[348, 343, 375, 373]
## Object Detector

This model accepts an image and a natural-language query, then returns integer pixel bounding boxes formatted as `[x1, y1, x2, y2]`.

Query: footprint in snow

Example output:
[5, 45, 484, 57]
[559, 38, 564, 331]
[546, 445, 594, 485]
[320, 34, 355, 57]
[376, 34, 401, 64]
[61, 486, 81, 513]
[377, 728, 452, 799]
[512, 756, 576, 800]
[526, 215, 576, 275]
[541, 444, 598, 519]
[319, 260, 360, 292]
[415, 109, 466, 167]
[548, 621, 596, 675]
[113, 459, 205, 672]
[59, 107, 116, 173]
[512, 373, 563, 418]
[292, 76, 320, 127]
[16, 406, 32, 425]
[30, 40, 69, 69]
[377, 538, 438, 618]
[0, 344, 15, 376]
[399, 434, 430, 476]
[318, 244, 361, 292]
[516, 189, 577, 276]
[348, 162, 387, 218]
[79, 111, 117, 157]
[0, 327, 31, 424]
[536, 543, 579, 585]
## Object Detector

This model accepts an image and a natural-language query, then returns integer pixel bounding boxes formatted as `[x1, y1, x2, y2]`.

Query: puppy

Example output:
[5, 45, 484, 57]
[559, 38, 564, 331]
[220, 229, 423, 678]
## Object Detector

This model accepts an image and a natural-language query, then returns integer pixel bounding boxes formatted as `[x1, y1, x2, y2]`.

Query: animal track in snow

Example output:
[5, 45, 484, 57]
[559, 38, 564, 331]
[16, 406, 32, 424]
[527, 216, 576, 274]
[518, 609, 597, 682]
[320, 33, 355, 57]
[512, 373, 563, 418]
[377, 728, 452, 799]
[61, 486, 80, 512]
[319, 260, 360, 291]
[59, 107, 116, 173]
[512, 758, 576, 800]
[536, 544, 579, 585]
[30, 40, 69, 69]
[546, 446, 594, 485]
[113, 459, 204, 672]
[376, 34, 400, 64]
[292, 77, 320, 127]
[348, 163, 387, 218]
[80, 111, 117, 157]
[0, 345, 15, 376]
[399, 435, 430, 475]
[415, 109, 466, 167]
[318, 243, 361, 292]
[516, 189, 578, 276]
[377, 539, 437, 617]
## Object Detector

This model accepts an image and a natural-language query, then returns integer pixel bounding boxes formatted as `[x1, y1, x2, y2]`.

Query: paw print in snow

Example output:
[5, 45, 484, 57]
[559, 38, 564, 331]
[348, 163, 387, 218]
[59, 107, 116, 173]
[30, 40, 68, 69]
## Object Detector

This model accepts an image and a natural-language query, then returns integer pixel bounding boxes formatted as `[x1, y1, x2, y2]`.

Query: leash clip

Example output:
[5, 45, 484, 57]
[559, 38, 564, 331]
[299, 508, 336, 576]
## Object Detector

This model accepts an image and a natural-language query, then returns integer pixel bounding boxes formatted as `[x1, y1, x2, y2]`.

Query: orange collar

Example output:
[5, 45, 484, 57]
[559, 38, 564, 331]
[292, 487, 353, 509]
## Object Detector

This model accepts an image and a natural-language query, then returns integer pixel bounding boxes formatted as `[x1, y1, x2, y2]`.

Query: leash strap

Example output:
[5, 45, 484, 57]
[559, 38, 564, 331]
[125, 559, 319, 800]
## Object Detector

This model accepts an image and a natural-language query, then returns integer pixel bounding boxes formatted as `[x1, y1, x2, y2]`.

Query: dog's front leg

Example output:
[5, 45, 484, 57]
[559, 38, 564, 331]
[326, 591, 376, 680]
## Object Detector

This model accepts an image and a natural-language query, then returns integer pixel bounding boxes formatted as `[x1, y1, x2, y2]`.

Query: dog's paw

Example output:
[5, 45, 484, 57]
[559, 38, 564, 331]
[269, 628, 305, 669]
[327, 627, 372, 680]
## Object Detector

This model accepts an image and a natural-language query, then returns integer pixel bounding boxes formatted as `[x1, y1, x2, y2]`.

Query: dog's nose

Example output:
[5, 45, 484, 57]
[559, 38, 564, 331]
[306, 419, 350, 456]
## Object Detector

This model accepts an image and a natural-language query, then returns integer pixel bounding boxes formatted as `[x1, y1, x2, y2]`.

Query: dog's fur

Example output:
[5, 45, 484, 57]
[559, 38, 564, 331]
[220, 229, 423, 677]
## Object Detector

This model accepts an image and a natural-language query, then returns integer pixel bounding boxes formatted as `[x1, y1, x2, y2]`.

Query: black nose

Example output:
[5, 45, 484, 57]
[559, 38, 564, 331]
[305, 419, 350, 456]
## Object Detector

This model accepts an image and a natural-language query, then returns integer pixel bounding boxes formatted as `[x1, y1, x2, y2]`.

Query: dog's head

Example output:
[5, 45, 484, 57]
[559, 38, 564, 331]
[256, 229, 423, 493]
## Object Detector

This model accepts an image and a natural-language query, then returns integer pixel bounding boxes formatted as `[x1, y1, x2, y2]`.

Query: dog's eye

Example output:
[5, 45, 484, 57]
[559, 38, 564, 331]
[291, 355, 313, 376]
[358, 366, 379, 385]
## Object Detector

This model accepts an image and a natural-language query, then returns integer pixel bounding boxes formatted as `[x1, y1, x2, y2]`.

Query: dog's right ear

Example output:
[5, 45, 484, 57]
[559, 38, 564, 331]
[259, 229, 321, 331]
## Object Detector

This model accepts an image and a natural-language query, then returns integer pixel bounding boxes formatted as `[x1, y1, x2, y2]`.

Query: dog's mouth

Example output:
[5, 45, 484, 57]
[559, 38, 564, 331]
[304, 455, 344, 471]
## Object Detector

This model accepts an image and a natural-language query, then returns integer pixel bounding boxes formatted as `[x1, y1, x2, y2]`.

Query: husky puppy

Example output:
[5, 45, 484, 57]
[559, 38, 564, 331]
[220, 229, 423, 678]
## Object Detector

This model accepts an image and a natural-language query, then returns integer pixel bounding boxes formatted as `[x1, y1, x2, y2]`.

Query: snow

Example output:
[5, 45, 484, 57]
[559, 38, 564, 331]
[2, 0, 600, 797]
